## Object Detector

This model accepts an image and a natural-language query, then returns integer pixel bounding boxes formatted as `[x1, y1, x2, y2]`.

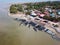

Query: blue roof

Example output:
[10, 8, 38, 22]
[57, 9, 60, 15]
[50, 13, 55, 17]
[57, 9, 60, 12]
[58, 12, 60, 15]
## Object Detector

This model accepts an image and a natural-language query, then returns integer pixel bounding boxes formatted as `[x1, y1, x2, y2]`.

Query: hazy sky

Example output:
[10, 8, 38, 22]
[0, 0, 60, 10]
[0, 0, 60, 3]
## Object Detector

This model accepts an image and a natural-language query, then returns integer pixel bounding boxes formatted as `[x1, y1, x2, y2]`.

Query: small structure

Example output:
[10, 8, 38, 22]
[45, 7, 52, 13]
[36, 13, 45, 17]
[30, 10, 37, 17]
[34, 10, 41, 14]
[44, 11, 50, 16]
[39, 14, 45, 17]
[57, 9, 60, 15]
[50, 13, 55, 17]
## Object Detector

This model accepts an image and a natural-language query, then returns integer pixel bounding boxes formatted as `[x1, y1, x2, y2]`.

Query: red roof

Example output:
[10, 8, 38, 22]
[44, 11, 49, 14]
[36, 13, 41, 16]
[37, 13, 45, 17]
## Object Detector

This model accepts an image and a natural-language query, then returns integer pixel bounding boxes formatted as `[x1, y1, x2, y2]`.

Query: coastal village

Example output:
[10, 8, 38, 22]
[9, 1, 60, 40]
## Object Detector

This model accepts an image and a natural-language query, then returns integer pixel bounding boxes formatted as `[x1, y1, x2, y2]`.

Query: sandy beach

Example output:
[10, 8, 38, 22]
[8, 13, 56, 32]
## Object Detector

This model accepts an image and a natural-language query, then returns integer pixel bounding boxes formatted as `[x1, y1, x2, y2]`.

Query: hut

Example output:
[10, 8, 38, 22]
[57, 9, 60, 15]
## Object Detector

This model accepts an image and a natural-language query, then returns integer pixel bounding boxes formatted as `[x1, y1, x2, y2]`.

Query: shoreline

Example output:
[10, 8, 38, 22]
[8, 12, 60, 41]
[8, 13, 59, 32]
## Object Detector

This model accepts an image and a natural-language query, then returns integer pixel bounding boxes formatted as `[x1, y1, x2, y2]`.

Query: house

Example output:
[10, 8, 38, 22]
[57, 9, 60, 15]
[33, 10, 45, 17]
[34, 10, 41, 14]
[44, 11, 50, 16]
[45, 7, 52, 13]
[37, 14, 45, 17]
[30, 10, 37, 17]
[50, 13, 55, 17]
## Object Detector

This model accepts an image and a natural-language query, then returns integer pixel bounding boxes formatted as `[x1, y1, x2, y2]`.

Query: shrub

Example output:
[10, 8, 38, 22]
[10, 5, 17, 14]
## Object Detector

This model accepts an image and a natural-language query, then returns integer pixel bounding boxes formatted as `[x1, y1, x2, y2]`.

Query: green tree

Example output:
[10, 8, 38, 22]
[25, 11, 31, 15]
[10, 5, 17, 14]
[17, 4, 23, 12]
[57, 17, 60, 21]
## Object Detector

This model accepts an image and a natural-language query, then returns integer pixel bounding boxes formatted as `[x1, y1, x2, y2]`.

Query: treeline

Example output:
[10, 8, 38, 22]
[24, 1, 60, 10]
[43, 16, 60, 22]
[10, 1, 60, 14]
[10, 4, 23, 14]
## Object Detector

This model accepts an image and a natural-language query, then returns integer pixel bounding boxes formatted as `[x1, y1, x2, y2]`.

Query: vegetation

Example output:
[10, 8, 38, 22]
[54, 25, 59, 27]
[43, 16, 60, 22]
[23, 1, 60, 13]
[10, 4, 23, 14]
[17, 4, 23, 12]
[25, 11, 31, 15]
[10, 1, 60, 14]
[52, 24, 59, 27]
[57, 17, 60, 21]
[10, 5, 17, 14]
[10, 1, 60, 22]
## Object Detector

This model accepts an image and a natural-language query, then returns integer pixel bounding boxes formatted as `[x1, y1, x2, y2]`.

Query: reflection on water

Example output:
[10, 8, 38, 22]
[0, 6, 60, 45]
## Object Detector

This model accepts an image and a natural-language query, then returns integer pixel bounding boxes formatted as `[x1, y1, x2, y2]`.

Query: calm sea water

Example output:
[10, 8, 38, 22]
[0, 4, 60, 45]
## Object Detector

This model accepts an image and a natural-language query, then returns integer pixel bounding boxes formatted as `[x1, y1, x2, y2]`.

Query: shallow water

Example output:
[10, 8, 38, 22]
[0, 4, 60, 45]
